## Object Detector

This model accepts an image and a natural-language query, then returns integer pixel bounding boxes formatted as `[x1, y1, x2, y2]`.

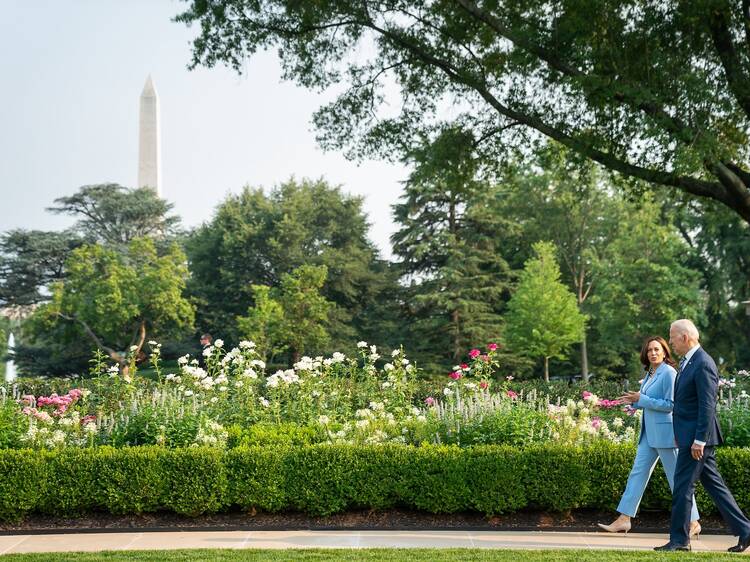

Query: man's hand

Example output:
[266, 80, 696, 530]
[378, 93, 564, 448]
[618, 391, 641, 405]
[691, 442, 704, 461]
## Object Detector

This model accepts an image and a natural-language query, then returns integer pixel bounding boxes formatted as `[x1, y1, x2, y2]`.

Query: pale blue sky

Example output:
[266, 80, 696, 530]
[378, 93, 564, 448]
[0, 0, 407, 257]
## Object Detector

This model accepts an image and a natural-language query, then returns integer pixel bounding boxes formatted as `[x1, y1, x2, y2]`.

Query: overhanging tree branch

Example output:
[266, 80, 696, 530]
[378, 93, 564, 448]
[363, 19, 734, 211]
[707, 6, 750, 119]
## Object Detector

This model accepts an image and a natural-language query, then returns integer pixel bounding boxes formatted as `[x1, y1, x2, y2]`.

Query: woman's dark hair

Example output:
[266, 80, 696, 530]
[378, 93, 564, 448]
[640, 336, 676, 368]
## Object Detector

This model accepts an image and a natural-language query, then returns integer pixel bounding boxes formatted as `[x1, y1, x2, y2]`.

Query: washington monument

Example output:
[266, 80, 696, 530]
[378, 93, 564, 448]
[138, 75, 161, 196]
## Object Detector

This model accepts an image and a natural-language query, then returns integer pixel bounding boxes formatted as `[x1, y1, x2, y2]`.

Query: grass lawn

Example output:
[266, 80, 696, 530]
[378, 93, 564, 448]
[0, 549, 738, 561]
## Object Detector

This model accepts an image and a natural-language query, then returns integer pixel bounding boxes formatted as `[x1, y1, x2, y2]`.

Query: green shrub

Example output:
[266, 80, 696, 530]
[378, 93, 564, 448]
[38, 448, 100, 516]
[94, 447, 167, 514]
[226, 447, 289, 512]
[285, 444, 354, 515]
[0, 449, 47, 521]
[465, 445, 527, 515]
[227, 423, 325, 448]
[1, 443, 750, 522]
[162, 447, 227, 516]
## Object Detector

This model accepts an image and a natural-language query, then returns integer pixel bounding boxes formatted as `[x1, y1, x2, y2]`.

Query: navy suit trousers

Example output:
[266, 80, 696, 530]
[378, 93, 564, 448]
[670, 446, 750, 544]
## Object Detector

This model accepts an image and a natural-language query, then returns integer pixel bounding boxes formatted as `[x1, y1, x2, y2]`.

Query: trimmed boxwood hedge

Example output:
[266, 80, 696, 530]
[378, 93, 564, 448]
[0, 442, 748, 522]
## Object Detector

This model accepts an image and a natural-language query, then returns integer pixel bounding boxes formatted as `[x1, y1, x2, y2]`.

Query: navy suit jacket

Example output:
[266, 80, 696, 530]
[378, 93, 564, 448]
[673, 347, 724, 448]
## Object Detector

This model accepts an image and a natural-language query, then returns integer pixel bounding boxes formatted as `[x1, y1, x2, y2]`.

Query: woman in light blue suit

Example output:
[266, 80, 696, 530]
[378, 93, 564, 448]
[598, 336, 700, 536]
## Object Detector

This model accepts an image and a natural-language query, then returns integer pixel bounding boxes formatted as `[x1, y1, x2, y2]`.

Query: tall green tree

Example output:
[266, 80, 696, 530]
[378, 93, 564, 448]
[1, 184, 183, 375]
[187, 178, 396, 349]
[391, 127, 514, 370]
[674, 199, 750, 370]
[0, 184, 179, 307]
[237, 265, 333, 363]
[48, 183, 180, 245]
[590, 196, 704, 375]
[498, 148, 622, 381]
[505, 242, 586, 382]
[179, 1, 750, 224]
[0, 230, 83, 306]
[40, 238, 194, 376]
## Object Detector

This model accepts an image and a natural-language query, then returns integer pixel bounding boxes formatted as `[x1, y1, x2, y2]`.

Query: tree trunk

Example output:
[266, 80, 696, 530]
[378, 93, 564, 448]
[544, 356, 550, 382]
[451, 308, 461, 361]
[581, 331, 589, 383]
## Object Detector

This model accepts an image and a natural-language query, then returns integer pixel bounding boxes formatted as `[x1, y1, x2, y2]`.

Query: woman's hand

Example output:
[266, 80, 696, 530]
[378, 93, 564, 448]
[618, 391, 641, 405]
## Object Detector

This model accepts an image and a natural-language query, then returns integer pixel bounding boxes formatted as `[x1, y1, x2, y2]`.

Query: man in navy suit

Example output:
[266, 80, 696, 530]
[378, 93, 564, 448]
[655, 319, 750, 552]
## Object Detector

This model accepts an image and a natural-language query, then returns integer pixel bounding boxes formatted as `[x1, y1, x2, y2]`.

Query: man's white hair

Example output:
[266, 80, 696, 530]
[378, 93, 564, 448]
[671, 319, 700, 341]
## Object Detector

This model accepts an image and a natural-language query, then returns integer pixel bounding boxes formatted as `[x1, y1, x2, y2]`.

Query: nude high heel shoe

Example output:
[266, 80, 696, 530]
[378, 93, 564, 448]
[690, 521, 701, 538]
[597, 519, 631, 534]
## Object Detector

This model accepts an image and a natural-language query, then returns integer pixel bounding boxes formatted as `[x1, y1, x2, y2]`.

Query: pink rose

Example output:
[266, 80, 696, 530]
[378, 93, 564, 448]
[487, 343, 498, 351]
[449, 371, 463, 380]
[582, 391, 593, 399]
[592, 417, 602, 429]
[460, 363, 469, 371]
[507, 390, 518, 399]
[468, 349, 481, 359]
[425, 397, 435, 406]
[480, 354, 490, 362]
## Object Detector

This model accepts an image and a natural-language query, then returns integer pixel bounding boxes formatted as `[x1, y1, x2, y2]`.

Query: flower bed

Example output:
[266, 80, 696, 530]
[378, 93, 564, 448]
[1, 341, 749, 449]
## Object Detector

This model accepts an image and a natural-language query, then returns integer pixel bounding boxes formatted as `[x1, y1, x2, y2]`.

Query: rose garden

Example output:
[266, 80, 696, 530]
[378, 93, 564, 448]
[2, 339, 749, 525]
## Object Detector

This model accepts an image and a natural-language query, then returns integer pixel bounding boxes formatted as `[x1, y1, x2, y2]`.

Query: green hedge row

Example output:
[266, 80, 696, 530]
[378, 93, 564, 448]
[1, 443, 749, 522]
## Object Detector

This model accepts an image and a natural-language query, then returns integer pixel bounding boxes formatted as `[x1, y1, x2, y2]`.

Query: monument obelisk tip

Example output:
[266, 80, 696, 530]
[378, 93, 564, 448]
[138, 74, 161, 196]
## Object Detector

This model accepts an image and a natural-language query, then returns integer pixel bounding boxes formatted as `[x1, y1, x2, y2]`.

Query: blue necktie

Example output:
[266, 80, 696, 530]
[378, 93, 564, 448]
[676, 357, 687, 385]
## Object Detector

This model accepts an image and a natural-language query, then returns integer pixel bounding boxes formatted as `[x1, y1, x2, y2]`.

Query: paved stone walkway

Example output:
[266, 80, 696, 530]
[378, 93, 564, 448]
[0, 530, 741, 554]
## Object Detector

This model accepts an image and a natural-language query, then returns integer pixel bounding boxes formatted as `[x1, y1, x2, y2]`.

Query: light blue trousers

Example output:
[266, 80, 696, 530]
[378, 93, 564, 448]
[617, 437, 700, 521]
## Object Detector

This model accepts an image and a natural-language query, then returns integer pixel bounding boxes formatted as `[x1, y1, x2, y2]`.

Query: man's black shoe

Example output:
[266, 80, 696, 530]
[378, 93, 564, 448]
[654, 542, 691, 552]
[728, 534, 750, 553]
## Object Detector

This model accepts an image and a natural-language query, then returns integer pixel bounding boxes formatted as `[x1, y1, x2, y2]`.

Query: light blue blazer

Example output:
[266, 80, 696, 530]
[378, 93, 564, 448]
[633, 362, 678, 449]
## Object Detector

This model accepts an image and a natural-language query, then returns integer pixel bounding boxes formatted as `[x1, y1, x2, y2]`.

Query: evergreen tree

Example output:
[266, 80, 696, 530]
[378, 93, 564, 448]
[497, 147, 621, 381]
[392, 127, 514, 371]
[505, 242, 586, 382]
[591, 195, 703, 375]
[673, 199, 750, 372]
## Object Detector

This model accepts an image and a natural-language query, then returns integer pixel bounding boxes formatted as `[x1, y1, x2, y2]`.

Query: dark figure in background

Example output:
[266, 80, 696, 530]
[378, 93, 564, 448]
[198, 333, 212, 370]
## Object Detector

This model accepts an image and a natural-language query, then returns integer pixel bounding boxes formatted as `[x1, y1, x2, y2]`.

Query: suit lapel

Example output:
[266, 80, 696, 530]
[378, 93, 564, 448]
[642, 364, 663, 394]
[676, 348, 700, 391]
